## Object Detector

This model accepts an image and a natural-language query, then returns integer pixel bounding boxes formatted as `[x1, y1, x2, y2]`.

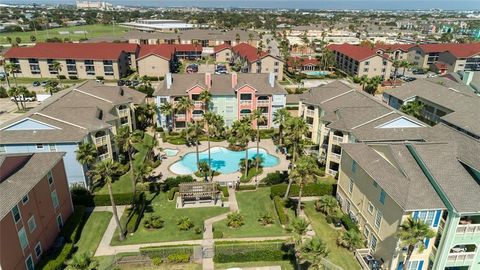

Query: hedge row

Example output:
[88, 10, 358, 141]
[237, 185, 256, 191]
[38, 206, 86, 270]
[213, 241, 293, 263]
[262, 171, 288, 186]
[273, 196, 288, 225]
[270, 183, 334, 198]
[341, 214, 360, 232]
[168, 187, 179, 201]
[140, 245, 195, 259]
[93, 192, 135, 206]
[220, 186, 229, 197]
[163, 175, 195, 191]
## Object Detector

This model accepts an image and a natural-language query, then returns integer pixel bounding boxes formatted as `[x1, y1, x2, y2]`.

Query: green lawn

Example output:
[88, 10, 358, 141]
[213, 188, 290, 238]
[303, 202, 361, 270]
[240, 167, 263, 182]
[216, 261, 295, 270]
[110, 192, 228, 245]
[0, 24, 129, 44]
[96, 134, 154, 195]
[76, 211, 112, 255]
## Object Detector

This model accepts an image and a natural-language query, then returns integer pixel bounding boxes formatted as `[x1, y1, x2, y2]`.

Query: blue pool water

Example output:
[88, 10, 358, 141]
[303, 70, 330, 76]
[164, 148, 179, 157]
[170, 146, 280, 175]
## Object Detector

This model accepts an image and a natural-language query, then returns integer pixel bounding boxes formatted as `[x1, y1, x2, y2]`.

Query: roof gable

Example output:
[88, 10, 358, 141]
[1, 118, 60, 131]
[376, 116, 425, 129]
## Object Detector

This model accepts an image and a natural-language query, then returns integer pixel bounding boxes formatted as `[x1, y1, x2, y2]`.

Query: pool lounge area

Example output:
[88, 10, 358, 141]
[302, 70, 331, 76]
[163, 148, 179, 157]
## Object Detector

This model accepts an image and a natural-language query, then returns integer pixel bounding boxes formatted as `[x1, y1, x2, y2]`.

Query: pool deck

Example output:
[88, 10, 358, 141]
[152, 138, 289, 185]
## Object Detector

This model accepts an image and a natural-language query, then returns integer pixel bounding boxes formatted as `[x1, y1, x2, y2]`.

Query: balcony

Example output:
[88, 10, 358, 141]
[330, 152, 341, 162]
[447, 252, 476, 266]
[98, 153, 110, 161]
[456, 224, 480, 235]
[194, 101, 203, 107]
[240, 100, 252, 105]
[118, 109, 129, 117]
[332, 135, 344, 145]
[262, 112, 269, 117]
[95, 136, 108, 146]
[192, 114, 203, 121]
[175, 114, 186, 121]
[354, 249, 383, 270]
[327, 168, 338, 176]
[257, 100, 269, 106]
[305, 109, 315, 117]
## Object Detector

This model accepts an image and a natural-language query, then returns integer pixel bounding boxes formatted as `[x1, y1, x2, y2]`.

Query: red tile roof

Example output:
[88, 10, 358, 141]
[416, 43, 480, 57]
[327, 43, 390, 62]
[232, 43, 270, 62]
[287, 56, 319, 67]
[214, 43, 232, 53]
[4, 42, 138, 60]
[374, 44, 415, 52]
[433, 61, 448, 70]
[137, 45, 175, 60]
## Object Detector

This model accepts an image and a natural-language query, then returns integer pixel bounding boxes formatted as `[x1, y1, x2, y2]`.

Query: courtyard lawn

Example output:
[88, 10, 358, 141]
[76, 211, 112, 255]
[0, 24, 129, 44]
[110, 192, 228, 245]
[303, 202, 361, 270]
[216, 260, 295, 270]
[213, 188, 290, 238]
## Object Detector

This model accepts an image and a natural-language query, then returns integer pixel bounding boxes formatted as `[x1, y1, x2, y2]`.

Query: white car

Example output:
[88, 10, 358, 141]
[11, 95, 36, 102]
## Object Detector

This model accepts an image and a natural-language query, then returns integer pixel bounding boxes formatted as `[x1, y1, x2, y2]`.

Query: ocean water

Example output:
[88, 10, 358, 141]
[169, 146, 280, 175]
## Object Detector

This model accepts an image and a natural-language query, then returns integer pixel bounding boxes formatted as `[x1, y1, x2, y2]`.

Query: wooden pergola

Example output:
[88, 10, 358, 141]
[178, 182, 219, 206]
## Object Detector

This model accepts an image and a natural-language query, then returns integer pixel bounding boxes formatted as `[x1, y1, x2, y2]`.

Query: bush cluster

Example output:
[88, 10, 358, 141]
[341, 214, 359, 232]
[167, 253, 190, 263]
[270, 183, 334, 198]
[262, 171, 288, 186]
[168, 187, 179, 201]
[140, 245, 194, 259]
[220, 186, 229, 197]
[93, 192, 135, 206]
[162, 175, 194, 191]
[144, 215, 165, 229]
[273, 196, 288, 225]
[214, 241, 292, 263]
[237, 185, 256, 191]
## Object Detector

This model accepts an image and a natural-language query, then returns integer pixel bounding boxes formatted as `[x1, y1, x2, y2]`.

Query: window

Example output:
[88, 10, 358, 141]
[407, 261, 419, 270]
[34, 242, 42, 258]
[49, 144, 57, 152]
[25, 255, 34, 270]
[375, 211, 382, 229]
[47, 59, 59, 74]
[348, 179, 354, 194]
[368, 202, 374, 214]
[22, 194, 29, 204]
[379, 189, 386, 205]
[351, 160, 357, 173]
[370, 235, 377, 252]
[104, 65, 114, 76]
[36, 144, 44, 149]
[18, 227, 28, 250]
[365, 61, 370, 66]
[12, 205, 21, 223]
[47, 171, 54, 185]
[274, 68, 279, 73]
[28, 216, 37, 233]
[56, 214, 63, 230]
[66, 59, 77, 75]
[28, 58, 40, 74]
[85, 60, 95, 76]
[364, 226, 370, 238]
[51, 190, 59, 209]
[363, 68, 369, 72]
[274, 61, 279, 66]
[414, 210, 437, 226]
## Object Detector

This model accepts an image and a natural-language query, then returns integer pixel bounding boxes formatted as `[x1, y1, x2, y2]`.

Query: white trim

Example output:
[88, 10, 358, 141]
[320, 89, 355, 104]
[234, 83, 259, 92]
[25, 254, 34, 270]
[374, 115, 427, 129]
[74, 89, 114, 104]
[185, 84, 206, 93]
[0, 117, 61, 131]
[12, 204, 22, 224]
[34, 112, 87, 130]
[27, 215, 36, 233]
[34, 242, 42, 258]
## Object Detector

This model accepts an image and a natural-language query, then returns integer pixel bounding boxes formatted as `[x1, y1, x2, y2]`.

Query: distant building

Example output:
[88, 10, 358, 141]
[120, 19, 197, 32]
[0, 152, 73, 270]
[76, 1, 112, 10]
[230, 43, 285, 80]
[286, 56, 319, 72]
[374, 44, 415, 61]
[407, 43, 480, 72]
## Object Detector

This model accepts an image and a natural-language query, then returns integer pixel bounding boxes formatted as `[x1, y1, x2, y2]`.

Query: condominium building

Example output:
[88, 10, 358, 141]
[327, 43, 393, 79]
[0, 152, 73, 270]
[383, 77, 480, 140]
[213, 43, 233, 63]
[0, 81, 146, 187]
[230, 43, 285, 80]
[286, 56, 319, 72]
[374, 44, 415, 61]
[3, 42, 139, 79]
[298, 80, 427, 176]
[407, 43, 480, 72]
[337, 124, 480, 270]
[154, 72, 287, 129]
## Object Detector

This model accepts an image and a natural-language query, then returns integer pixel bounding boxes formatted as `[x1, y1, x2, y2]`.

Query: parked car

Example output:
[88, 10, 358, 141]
[412, 69, 426, 75]
[131, 80, 140, 87]
[117, 80, 125, 86]
[11, 95, 36, 102]
[124, 80, 132, 86]
[32, 81, 41, 87]
[0, 72, 6, 79]
[403, 77, 417, 82]
[41, 81, 48, 87]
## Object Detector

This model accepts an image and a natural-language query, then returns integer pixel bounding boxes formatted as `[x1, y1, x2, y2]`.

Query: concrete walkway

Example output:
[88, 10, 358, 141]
[95, 205, 126, 257]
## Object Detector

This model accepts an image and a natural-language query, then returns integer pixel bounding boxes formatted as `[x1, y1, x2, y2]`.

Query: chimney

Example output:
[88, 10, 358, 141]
[231, 72, 238, 88]
[205, 73, 212, 89]
[462, 71, 474, 86]
[166, 73, 172, 89]
[269, 72, 275, 88]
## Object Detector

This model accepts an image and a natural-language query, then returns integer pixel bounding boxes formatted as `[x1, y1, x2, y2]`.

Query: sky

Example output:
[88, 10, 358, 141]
[3, 0, 480, 10]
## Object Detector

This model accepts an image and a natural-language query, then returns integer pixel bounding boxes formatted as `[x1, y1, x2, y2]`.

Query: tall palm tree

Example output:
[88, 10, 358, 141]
[203, 112, 217, 181]
[273, 108, 290, 146]
[392, 60, 401, 88]
[290, 155, 320, 214]
[7, 86, 21, 111]
[91, 159, 126, 241]
[4, 62, 19, 87]
[75, 143, 97, 188]
[358, 75, 369, 91]
[400, 101, 424, 119]
[186, 121, 204, 167]
[199, 90, 212, 112]
[230, 119, 253, 180]
[397, 217, 435, 268]
[51, 61, 62, 86]
[297, 236, 330, 270]
[176, 97, 194, 141]
[337, 229, 364, 251]
[366, 76, 383, 95]
[283, 117, 308, 200]
[400, 60, 411, 76]
[251, 109, 267, 184]
[159, 101, 175, 131]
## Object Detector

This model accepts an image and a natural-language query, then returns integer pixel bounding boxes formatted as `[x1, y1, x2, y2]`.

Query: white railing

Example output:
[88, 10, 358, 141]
[447, 252, 476, 264]
[194, 101, 203, 106]
[98, 153, 110, 161]
[240, 100, 252, 104]
[328, 169, 338, 176]
[354, 249, 371, 270]
[332, 135, 344, 145]
[95, 136, 108, 146]
[331, 152, 341, 161]
[118, 109, 129, 117]
[306, 109, 315, 117]
[259, 125, 269, 129]
[192, 114, 203, 120]
[175, 114, 186, 120]
[456, 224, 480, 235]
[257, 100, 269, 106]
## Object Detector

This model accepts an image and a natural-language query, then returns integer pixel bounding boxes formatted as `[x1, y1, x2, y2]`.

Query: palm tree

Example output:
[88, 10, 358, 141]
[199, 90, 212, 112]
[366, 76, 383, 95]
[358, 75, 369, 91]
[397, 217, 435, 269]
[75, 143, 97, 188]
[297, 236, 330, 270]
[400, 101, 424, 119]
[251, 109, 267, 184]
[91, 159, 125, 241]
[400, 60, 411, 76]
[198, 160, 210, 181]
[65, 252, 98, 270]
[291, 217, 310, 238]
[203, 112, 219, 181]
[337, 229, 364, 251]
[176, 97, 194, 142]
[7, 86, 21, 111]
[5, 62, 19, 87]
[314, 195, 338, 216]
[392, 60, 401, 87]
[159, 101, 175, 131]
[51, 61, 62, 84]
[283, 117, 308, 200]
[186, 121, 204, 167]
[290, 156, 320, 214]
[17, 86, 29, 110]
[273, 108, 290, 146]
[229, 118, 253, 180]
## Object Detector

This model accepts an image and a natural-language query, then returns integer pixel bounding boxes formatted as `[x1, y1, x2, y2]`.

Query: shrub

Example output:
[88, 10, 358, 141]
[220, 186, 229, 197]
[140, 245, 194, 259]
[168, 187, 179, 201]
[237, 185, 256, 191]
[177, 217, 194, 231]
[227, 212, 245, 228]
[152, 257, 163, 266]
[213, 229, 223, 239]
[70, 185, 94, 206]
[214, 241, 293, 263]
[270, 183, 334, 198]
[68, 75, 78, 80]
[96, 76, 104, 80]
[163, 175, 194, 191]
[325, 216, 333, 224]
[167, 253, 190, 263]
[0, 86, 8, 98]
[262, 171, 288, 186]
[93, 193, 134, 206]
[194, 227, 202, 234]
[136, 84, 154, 97]
[273, 196, 288, 225]
[258, 213, 275, 226]
[156, 127, 164, 132]
[144, 215, 165, 229]
[341, 214, 359, 232]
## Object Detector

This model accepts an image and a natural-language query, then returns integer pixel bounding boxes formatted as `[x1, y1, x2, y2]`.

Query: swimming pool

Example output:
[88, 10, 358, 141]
[302, 70, 330, 76]
[164, 148, 179, 157]
[169, 146, 280, 175]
